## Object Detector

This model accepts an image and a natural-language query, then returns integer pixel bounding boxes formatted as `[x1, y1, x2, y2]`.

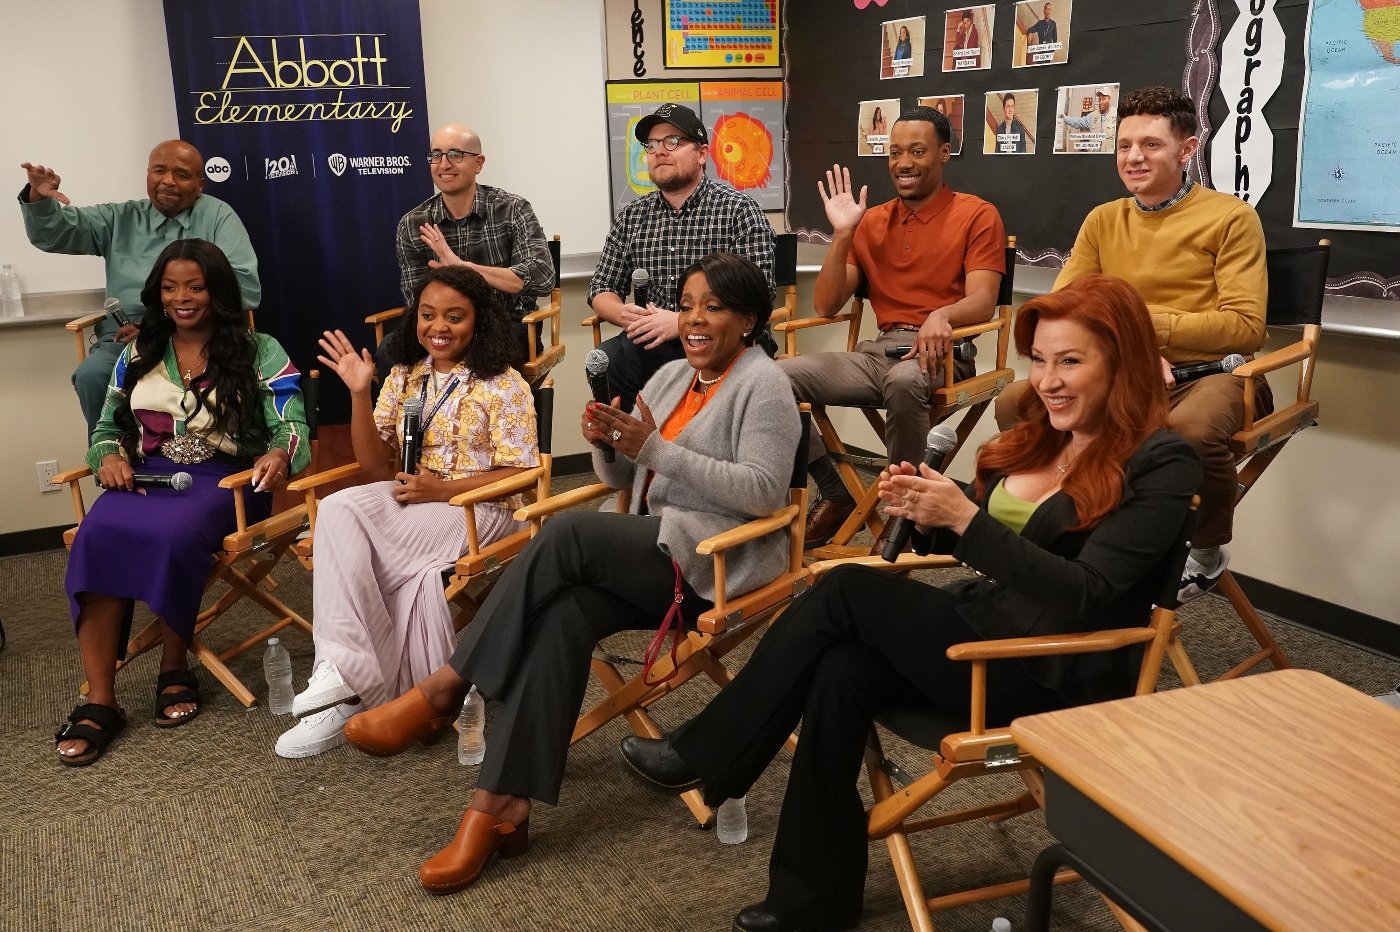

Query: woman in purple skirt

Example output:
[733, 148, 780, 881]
[56, 239, 309, 766]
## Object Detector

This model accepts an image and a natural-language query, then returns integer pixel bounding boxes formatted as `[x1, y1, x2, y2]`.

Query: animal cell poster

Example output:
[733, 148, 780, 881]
[663, 0, 780, 68]
[605, 80, 784, 214]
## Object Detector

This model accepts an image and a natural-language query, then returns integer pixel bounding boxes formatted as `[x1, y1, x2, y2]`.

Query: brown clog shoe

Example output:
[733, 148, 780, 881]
[419, 809, 529, 894]
[342, 686, 453, 757]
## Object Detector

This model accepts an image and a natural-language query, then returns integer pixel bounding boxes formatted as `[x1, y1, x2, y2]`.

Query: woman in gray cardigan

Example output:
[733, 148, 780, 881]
[338, 252, 802, 895]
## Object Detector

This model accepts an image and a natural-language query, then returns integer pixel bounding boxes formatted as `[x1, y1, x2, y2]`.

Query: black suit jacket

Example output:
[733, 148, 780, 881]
[916, 429, 1201, 701]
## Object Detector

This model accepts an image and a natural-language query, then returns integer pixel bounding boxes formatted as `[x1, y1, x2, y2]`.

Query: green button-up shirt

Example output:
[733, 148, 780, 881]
[19, 189, 260, 339]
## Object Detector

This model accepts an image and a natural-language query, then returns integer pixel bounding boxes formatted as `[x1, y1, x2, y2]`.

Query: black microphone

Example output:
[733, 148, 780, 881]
[132, 471, 193, 491]
[881, 424, 960, 563]
[400, 395, 423, 480]
[104, 297, 133, 328]
[1169, 354, 1246, 385]
[584, 348, 616, 463]
[885, 341, 978, 361]
[631, 267, 651, 309]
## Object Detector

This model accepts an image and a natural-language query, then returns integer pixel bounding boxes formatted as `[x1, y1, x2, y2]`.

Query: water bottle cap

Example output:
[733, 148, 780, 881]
[267, 637, 280, 645]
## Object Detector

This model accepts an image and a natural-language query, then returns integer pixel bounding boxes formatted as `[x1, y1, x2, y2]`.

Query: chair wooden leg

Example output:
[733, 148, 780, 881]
[1213, 570, 1293, 680]
[887, 829, 938, 932]
[1167, 638, 1202, 687]
[188, 635, 258, 707]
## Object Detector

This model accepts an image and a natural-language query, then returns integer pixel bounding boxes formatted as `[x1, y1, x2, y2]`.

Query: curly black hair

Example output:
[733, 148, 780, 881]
[123, 239, 265, 450]
[389, 266, 515, 378]
[1117, 85, 1197, 139]
[674, 252, 772, 345]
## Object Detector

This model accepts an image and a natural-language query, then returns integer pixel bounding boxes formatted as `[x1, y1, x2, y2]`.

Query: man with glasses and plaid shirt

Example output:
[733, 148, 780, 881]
[588, 103, 775, 411]
[381, 124, 554, 372]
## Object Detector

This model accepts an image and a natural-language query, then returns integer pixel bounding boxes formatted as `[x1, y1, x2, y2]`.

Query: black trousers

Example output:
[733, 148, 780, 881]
[598, 331, 687, 413]
[449, 511, 710, 805]
[671, 565, 1060, 927]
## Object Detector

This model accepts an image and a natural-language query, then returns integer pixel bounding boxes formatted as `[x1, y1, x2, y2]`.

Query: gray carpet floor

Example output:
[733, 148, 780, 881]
[3, 512, 1397, 932]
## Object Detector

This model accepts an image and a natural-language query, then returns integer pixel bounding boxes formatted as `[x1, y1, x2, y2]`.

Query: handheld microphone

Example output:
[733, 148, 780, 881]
[1170, 354, 1246, 386]
[132, 471, 193, 491]
[885, 341, 978, 362]
[400, 395, 423, 480]
[881, 424, 960, 563]
[104, 297, 132, 328]
[583, 348, 616, 463]
[631, 268, 651, 309]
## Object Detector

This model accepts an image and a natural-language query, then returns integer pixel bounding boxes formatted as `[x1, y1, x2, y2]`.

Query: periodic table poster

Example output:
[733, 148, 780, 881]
[663, 0, 781, 68]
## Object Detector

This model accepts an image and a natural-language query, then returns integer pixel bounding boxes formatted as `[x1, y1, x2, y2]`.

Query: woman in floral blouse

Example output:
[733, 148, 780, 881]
[275, 266, 538, 759]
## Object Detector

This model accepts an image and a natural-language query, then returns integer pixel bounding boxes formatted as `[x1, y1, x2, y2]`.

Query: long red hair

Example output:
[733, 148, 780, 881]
[975, 274, 1170, 530]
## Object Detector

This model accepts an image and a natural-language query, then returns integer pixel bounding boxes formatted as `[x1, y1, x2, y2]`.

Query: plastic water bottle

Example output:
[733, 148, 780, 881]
[991, 919, 1012, 932]
[457, 686, 486, 765]
[263, 637, 294, 714]
[0, 264, 23, 318]
[716, 796, 748, 844]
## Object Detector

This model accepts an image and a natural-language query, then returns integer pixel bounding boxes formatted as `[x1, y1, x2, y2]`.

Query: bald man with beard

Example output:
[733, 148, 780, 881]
[19, 140, 260, 438]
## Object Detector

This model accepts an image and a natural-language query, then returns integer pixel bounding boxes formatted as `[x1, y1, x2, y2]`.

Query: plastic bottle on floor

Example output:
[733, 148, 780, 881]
[0, 265, 24, 318]
[457, 686, 486, 765]
[263, 637, 294, 714]
[991, 919, 1012, 932]
[716, 796, 748, 844]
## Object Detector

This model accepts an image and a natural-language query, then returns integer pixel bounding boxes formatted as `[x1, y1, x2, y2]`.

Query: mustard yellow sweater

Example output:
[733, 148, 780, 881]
[1055, 185, 1267, 363]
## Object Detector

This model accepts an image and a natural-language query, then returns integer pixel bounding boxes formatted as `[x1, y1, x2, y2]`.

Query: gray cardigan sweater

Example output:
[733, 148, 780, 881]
[593, 348, 801, 601]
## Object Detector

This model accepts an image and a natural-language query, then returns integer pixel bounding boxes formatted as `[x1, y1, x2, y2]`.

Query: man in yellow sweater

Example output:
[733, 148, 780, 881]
[996, 85, 1268, 602]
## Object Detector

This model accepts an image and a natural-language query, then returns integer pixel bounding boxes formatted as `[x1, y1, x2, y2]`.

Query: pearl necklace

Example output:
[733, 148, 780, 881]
[695, 371, 723, 387]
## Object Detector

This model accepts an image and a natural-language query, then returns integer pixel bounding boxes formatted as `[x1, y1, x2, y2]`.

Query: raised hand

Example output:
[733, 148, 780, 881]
[316, 329, 376, 396]
[419, 223, 465, 268]
[20, 162, 62, 202]
[818, 164, 868, 235]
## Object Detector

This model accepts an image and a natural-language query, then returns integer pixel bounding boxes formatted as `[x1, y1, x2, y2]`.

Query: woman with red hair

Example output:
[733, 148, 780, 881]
[621, 274, 1201, 932]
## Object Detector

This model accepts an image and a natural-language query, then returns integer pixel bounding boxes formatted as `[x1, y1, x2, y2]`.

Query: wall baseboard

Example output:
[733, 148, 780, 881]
[1231, 572, 1400, 661]
[0, 525, 68, 557]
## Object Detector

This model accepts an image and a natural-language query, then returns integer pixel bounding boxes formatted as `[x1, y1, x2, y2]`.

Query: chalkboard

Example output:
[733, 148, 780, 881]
[785, 0, 1399, 298]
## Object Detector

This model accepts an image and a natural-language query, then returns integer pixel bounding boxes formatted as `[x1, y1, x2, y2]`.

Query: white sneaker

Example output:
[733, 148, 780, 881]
[275, 702, 356, 759]
[292, 660, 357, 718]
[1178, 547, 1229, 604]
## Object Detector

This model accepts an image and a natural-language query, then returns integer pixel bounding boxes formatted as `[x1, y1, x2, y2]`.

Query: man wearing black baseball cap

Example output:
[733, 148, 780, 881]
[588, 103, 775, 410]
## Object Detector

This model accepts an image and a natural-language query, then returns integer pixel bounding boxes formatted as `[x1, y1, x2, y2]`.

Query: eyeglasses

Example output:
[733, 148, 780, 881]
[426, 149, 480, 164]
[640, 134, 693, 154]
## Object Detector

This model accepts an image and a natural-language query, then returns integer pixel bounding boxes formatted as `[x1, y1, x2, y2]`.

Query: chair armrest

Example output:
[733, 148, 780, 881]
[773, 313, 853, 333]
[1231, 339, 1311, 379]
[54, 465, 95, 484]
[949, 318, 1003, 340]
[521, 304, 559, 325]
[364, 307, 405, 325]
[513, 482, 616, 521]
[581, 314, 603, 328]
[285, 462, 364, 493]
[808, 553, 963, 578]
[65, 312, 106, 332]
[448, 466, 543, 508]
[218, 468, 257, 490]
[945, 626, 1157, 662]
[695, 505, 799, 556]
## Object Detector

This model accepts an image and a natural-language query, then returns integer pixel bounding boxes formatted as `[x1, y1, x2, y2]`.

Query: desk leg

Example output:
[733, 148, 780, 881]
[1025, 844, 1173, 932]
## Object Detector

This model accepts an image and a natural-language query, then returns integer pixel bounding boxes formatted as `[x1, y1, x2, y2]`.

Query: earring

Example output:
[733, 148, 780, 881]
[742, 331, 750, 337]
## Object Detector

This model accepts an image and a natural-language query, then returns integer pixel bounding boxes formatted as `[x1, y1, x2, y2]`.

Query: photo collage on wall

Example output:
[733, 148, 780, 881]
[857, 0, 1113, 160]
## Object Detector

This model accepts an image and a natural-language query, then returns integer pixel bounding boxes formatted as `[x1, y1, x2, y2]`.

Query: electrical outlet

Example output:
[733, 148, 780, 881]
[36, 460, 59, 493]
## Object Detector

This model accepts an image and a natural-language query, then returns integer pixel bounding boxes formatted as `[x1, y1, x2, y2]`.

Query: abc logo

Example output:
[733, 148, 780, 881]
[328, 153, 347, 177]
[204, 157, 232, 182]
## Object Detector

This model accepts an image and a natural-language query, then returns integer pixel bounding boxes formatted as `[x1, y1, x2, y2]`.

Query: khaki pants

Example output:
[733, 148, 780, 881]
[994, 373, 1272, 547]
[780, 330, 974, 468]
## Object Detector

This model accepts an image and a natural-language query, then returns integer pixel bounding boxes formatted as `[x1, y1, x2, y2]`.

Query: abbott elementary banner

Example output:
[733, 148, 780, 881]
[164, 0, 428, 419]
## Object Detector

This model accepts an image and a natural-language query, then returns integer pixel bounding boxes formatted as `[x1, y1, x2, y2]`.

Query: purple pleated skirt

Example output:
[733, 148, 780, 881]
[65, 456, 273, 651]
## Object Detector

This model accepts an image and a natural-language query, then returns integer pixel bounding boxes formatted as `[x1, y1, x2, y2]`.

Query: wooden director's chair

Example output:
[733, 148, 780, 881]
[53, 427, 315, 709]
[775, 237, 1018, 561]
[1168, 239, 1330, 684]
[509, 407, 814, 828]
[803, 499, 1197, 931]
[582, 233, 800, 349]
[288, 380, 557, 634]
[366, 234, 566, 387]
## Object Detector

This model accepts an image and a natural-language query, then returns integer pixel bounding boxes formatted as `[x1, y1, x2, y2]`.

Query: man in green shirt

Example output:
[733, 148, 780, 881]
[19, 140, 261, 437]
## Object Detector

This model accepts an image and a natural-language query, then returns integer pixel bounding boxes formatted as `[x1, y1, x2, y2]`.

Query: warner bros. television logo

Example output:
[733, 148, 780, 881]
[328, 153, 348, 177]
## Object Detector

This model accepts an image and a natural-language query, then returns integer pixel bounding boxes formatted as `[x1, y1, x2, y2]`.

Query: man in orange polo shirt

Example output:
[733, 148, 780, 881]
[785, 106, 1005, 549]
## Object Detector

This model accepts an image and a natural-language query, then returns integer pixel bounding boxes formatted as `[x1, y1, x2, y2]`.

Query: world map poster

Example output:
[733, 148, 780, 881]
[1295, 0, 1400, 232]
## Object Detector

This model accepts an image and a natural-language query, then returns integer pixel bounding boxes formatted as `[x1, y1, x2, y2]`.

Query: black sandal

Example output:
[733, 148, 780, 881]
[55, 702, 127, 767]
[154, 669, 203, 728]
